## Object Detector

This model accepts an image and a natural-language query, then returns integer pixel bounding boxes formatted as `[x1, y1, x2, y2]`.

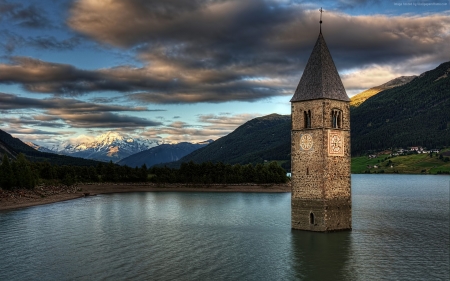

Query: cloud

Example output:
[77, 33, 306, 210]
[67, 0, 449, 92]
[0, 92, 163, 128]
[60, 112, 161, 128]
[168, 121, 189, 129]
[0, 92, 148, 111]
[12, 5, 52, 28]
[341, 64, 418, 95]
[0, 1, 448, 104]
[5, 127, 57, 135]
[0, 2, 52, 28]
[1, 116, 66, 128]
[142, 112, 259, 143]
[0, 31, 82, 54]
[197, 113, 259, 128]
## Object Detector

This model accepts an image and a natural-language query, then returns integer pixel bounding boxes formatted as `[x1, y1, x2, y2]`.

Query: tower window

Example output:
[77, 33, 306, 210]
[304, 110, 311, 128]
[332, 109, 343, 128]
[310, 212, 315, 225]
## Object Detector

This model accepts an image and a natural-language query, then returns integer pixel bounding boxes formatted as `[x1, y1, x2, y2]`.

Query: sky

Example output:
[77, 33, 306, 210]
[0, 0, 449, 147]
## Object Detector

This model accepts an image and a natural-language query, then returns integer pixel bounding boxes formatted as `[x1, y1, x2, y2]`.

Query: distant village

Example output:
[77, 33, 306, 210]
[366, 146, 443, 170]
[368, 146, 441, 159]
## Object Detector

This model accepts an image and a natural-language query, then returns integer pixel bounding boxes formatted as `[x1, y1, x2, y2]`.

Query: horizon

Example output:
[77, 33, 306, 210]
[1, 0, 449, 147]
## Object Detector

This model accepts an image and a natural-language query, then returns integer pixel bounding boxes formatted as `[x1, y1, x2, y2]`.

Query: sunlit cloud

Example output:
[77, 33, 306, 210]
[141, 112, 260, 143]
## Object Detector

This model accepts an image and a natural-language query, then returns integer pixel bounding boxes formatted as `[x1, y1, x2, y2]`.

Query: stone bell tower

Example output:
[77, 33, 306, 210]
[290, 10, 351, 231]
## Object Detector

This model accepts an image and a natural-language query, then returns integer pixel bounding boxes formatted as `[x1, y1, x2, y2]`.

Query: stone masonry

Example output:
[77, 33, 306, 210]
[291, 99, 351, 231]
[290, 30, 351, 232]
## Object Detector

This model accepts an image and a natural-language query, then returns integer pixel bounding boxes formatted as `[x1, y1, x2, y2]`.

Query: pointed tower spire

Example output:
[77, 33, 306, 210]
[290, 23, 349, 102]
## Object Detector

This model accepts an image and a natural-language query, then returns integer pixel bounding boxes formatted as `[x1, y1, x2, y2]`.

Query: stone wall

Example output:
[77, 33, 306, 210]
[291, 98, 351, 231]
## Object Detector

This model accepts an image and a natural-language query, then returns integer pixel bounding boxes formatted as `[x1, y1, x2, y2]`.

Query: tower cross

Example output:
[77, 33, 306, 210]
[319, 7, 323, 32]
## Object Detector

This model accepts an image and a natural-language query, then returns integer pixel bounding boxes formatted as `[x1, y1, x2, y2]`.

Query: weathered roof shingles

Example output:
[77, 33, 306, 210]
[291, 32, 349, 102]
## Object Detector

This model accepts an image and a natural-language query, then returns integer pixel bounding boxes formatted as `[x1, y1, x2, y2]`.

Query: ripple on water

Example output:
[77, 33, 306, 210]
[0, 175, 449, 280]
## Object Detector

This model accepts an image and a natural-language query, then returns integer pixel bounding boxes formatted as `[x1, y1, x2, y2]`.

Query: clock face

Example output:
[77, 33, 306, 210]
[330, 135, 342, 152]
[328, 131, 344, 156]
[300, 134, 313, 150]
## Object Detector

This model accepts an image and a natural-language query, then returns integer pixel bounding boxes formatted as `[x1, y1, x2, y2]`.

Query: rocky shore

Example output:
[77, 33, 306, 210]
[0, 182, 291, 211]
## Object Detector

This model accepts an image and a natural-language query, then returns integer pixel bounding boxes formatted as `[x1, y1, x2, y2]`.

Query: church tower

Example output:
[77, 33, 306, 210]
[290, 11, 351, 231]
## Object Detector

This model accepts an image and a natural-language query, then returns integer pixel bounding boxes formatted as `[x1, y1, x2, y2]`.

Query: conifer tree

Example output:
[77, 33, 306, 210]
[15, 153, 35, 189]
[139, 164, 148, 181]
[0, 155, 14, 189]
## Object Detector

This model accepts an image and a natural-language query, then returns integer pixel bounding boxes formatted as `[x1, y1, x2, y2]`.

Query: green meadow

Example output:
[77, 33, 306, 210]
[351, 149, 450, 174]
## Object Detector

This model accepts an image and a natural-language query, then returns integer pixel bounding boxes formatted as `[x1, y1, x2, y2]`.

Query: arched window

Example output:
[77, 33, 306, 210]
[332, 109, 342, 128]
[304, 110, 311, 128]
[310, 212, 315, 225]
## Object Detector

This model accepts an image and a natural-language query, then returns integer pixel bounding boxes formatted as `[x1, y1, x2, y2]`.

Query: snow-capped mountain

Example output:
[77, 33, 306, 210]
[25, 142, 56, 153]
[35, 131, 164, 162]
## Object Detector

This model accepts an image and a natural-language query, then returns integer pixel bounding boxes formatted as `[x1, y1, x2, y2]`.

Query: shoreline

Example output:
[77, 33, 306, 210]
[0, 182, 291, 211]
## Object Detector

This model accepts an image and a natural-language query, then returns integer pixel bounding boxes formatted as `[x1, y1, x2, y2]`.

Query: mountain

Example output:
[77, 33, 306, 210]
[42, 131, 162, 162]
[118, 141, 212, 168]
[25, 142, 55, 154]
[167, 114, 291, 169]
[351, 61, 450, 155]
[350, 75, 416, 107]
[0, 129, 100, 166]
[165, 62, 449, 167]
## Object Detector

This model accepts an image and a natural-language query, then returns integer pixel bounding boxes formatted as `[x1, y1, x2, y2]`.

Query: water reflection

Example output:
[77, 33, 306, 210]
[0, 175, 448, 281]
[291, 230, 353, 281]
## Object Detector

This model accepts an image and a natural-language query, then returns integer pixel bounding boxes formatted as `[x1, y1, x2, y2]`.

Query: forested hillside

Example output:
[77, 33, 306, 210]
[351, 61, 450, 155]
[118, 142, 209, 168]
[170, 114, 291, 169]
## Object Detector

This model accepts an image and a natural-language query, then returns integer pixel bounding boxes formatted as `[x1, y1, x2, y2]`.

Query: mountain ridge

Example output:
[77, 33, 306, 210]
[350, 75, 417, 107]
[36, 131, 163, 162]
[118, 141, 212, 168]
[350, 61, 450, 154]
[166, 113, 291, 169]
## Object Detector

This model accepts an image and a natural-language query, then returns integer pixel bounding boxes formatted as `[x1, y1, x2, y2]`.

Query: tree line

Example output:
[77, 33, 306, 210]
[150, 161, 288, 184]
[0, 154, 288, 190]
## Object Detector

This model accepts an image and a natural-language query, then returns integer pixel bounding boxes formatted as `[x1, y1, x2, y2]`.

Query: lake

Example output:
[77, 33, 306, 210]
[0, 174, 449, 280]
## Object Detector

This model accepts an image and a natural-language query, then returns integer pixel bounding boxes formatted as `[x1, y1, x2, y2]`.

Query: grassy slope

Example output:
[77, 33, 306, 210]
[350, 76, 416, 107]
[351, 149, 450, 174]
[350, 88, 383, 107]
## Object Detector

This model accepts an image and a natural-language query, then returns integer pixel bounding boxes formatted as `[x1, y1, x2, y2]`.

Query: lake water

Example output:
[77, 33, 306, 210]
[0, 174, 449, 280]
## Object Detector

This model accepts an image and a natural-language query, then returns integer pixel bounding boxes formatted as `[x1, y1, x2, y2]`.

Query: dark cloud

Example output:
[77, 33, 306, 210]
[0, 92, 162, 128]
[0, 1, 52, 28]
[1, 116, 66, 128]
[0, 57, 107, 95]
[28, 36, 81, 50]
[0, 31, 82, 53]
[66, 0, 450, 96]
[0, 92, 147, 112]
[0, 30, 23, 53]
[0, 1, 448, 103]
[0, 1, 21, 20]
[63, 112, 161, 128]
[12, 5, 52, 28]
[6, 128, 56, 135]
